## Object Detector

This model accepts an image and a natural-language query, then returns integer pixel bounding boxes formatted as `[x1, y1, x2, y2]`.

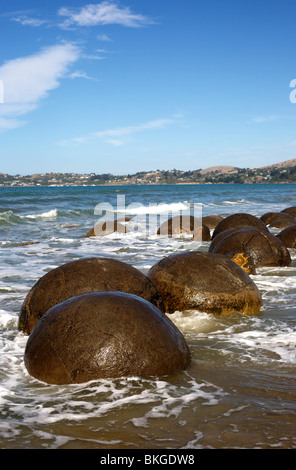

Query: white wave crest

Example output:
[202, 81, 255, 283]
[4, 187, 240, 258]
[24, 209, 58, 219]
[118, 202, 191, 215]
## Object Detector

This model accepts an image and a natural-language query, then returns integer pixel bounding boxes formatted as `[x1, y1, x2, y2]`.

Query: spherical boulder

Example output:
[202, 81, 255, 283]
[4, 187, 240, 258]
[281, 206, 296, 219]
[157, 215, 201, 237]
[269, 218, 296, 229]
[277, 225, 296, 248]
[209, 226, 263, 253]
[86, 220, 129, 237]
[212, 213, 268, 239]
[148, 251, 262, 316]
[260, 211, 296, 225]
[202, 215, 223, 229]
[211, 228, 291, 268]
[24, 291, 191, 385]
[192, 224, 211, 242]
[18, 257, 164, 335]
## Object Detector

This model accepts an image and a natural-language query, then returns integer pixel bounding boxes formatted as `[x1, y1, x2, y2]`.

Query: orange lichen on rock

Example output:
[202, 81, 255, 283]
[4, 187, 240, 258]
[231, 252, 251, 274]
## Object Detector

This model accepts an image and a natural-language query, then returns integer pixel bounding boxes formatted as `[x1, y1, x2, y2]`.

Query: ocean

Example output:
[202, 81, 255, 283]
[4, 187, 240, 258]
[0, 183, 295, 450]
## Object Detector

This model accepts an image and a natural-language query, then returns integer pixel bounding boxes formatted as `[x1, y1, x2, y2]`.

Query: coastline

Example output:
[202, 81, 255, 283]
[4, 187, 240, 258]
[1, 181, 296, 188]
[2, 158, 296, 187]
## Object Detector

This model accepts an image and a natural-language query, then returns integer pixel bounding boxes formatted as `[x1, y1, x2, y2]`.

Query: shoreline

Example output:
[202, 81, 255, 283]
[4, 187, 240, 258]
[1, 181, 296, 188]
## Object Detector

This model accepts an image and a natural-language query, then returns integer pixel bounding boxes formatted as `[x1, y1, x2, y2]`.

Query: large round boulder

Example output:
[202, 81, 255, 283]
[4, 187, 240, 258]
[260, 211, 296, 225]
[86, 220, 129, 237]
[24, 291, 191, 384]
[277, 225, 296, 248]
[202, 215, 223, 229]
[209, 226, 263, 253]
[212, 213, 268, 239]
[211, 229, 291, 268]
[148, 251, 262, 316]
[157, 215, 201, 237]
[269, 218, 296, 229]
[19, 257, 164, 335]
[281, 206, 296, 218]
[192, 224, 211, 241]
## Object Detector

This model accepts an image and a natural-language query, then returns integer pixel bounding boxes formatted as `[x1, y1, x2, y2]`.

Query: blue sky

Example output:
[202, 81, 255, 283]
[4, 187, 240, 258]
[0, 0, 296, 175]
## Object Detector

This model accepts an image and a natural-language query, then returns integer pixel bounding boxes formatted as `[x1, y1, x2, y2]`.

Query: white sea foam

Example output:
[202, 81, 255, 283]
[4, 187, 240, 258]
[101, 201, 193, 216]
[24, 209, 58, 219]
[0, 310, 17, 329]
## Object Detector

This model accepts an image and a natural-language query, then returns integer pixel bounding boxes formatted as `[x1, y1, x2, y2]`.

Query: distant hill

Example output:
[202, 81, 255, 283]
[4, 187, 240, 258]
[1, 157, 296, 186]
[259, 158, 296, 170]
[200, 165, 238, 175]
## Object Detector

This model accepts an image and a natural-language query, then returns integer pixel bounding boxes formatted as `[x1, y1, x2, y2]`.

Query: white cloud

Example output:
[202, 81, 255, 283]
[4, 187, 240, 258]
[95, 118, 175, 139]
[69, 70, 100, 82]
[0, 43, 80, 130]
[58, 2, 154, 28]
[97, 33, 113, 42]
[12, 15, 47, 27]
[58, 117, 179, 147]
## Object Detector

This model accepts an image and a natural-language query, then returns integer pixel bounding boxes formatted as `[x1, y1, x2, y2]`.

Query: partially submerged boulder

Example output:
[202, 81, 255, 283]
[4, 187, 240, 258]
[281, 206, 296, 219]
[192, 224, 211, 242]
[269, 218, 296, 229]
[260, 211, 296, 226]
[19, 257, 164, 335]
[210, 228, 291, 268]
[277, 225, 296, 248]
[86, 220, 129, 237]
[202, 215, 223, 229]
[212, 213, 268, 239]
[209, 226, 262, 253]
[24, 291, 191, 384]
[157, 215, 201, 237]
[148, 251, 262, 316]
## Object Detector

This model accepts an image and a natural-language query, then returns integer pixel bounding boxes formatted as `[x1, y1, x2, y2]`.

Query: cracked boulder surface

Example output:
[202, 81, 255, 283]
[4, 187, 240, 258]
[148, 251, 262, 316]
[18, 257, 164, 335]
[212, 213, 269, 239]
[210, 228, 291, 268]
[209, 226, 264, 253]
[24, 291, 191, 384]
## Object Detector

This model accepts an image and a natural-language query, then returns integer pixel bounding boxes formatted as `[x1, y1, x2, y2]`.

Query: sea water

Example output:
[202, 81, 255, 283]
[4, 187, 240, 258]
[0, 183, 295, 449]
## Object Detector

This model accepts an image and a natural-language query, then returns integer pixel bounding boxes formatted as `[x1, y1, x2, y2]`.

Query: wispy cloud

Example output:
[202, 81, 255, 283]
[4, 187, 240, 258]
[12, 15, 48, 27]
[0, 43, 80, 131]
[247, 114, 296, 125]
[58, 117, 178, 147]
[58, 2, 155, 29]
[250, 115, 279, 123]
[69, 70, 100, 82]
[97, 33, 113, 42]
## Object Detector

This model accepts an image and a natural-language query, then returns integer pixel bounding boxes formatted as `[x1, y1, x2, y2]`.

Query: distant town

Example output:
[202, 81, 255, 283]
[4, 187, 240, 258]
[1, 158, 296, 187]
